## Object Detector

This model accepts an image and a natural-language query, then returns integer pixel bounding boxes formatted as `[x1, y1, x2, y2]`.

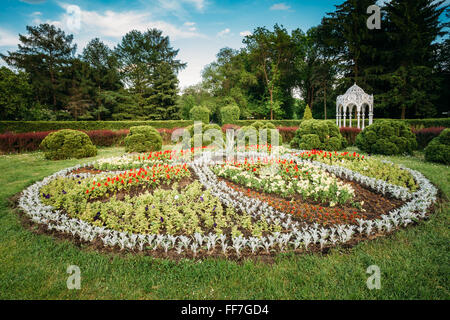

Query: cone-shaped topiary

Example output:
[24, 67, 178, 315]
[124, 126, 162, 153]
[40, 129, 97, 160]
[424, 128, 450, 164]
[290, 120, 346, 151]
[220, 104, 240, 124]
[189, 105, 210, 124]
[302, 105, 313, 120]
[356, 120, 417, 155]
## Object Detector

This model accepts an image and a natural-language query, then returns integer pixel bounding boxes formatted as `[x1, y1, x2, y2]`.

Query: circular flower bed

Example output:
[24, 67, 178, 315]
[18, 148, 438, 260]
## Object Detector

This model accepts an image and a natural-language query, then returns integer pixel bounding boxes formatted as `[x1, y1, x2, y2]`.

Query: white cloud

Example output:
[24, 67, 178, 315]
[184, 21, 196, 26]
[55, 4, 205, 41]
[183, 0, 206, 10]
[239, 30, 252, 37]
[217, 28, 230, 37]
[0, 28, 19, 47]
[270, 3, 291, 11]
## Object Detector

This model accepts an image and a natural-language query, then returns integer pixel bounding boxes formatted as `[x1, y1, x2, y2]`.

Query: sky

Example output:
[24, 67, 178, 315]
[0, 0, 414, 90]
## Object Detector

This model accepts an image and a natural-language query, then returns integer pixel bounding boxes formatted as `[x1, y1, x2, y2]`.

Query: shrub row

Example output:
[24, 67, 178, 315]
[412, 127, 446, 150]
[0, 120, 193, 134]
[0, 128, 181, 154]
[232, 118, 450, 129]
[340, 127, 362, 146]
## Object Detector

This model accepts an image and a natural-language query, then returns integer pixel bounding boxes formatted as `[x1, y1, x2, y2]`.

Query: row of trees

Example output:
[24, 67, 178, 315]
[179, 0, 449, 121]
[0, 0, 448, 121]
[1, 24, 184, 120]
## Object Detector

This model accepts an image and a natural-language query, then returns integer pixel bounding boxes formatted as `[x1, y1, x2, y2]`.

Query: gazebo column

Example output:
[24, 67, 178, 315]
[369, 110, 373, 125]
[343, 108, 347, 127]
[349, 108, 352, 128]
[357, 109, 360, 129]
[362, 111, 365, 130]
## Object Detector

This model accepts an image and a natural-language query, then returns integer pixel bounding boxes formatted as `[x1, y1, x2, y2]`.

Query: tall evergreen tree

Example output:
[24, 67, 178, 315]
[1, 23, 76, 109]
[382, 0, 447, 118]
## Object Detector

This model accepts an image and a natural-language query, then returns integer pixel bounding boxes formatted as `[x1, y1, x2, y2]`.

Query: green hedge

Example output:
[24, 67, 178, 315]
[424, 128, 450, 165]
[0, 120, 193, 133]
[1, 118, 448, 134]
[232, 118, 450, 129]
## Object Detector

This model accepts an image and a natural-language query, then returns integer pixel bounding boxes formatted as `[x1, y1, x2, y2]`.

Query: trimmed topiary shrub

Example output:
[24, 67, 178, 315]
[302, 105, 313, 120]
[290, 120, 345, 151]
[189, 105, 210, 124]
[413, 126, 446, 150]
[424, 128, 450, 164]
[356, 120, 417, 155]
[124, 126, 162, 153]
[40, 129, 97, 160]
[220, 104, 240, 125]
[237, 121, 282, 146]
[184, 122, 224, 148]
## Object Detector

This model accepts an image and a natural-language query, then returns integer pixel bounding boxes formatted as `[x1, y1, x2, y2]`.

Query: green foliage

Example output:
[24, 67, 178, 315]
[302, 104, 313, 120]
[39, 129, 97, 160]
[220, 104, 241, 124]
[237, 121, 282, 146]
[124, 126, 162, 153]
[0, 120, 193, 133]
[0, 67, 33, 120]
[290, 120, 345, 150]
[189, 105, 210, 124]
[424, 128, 450, 164]
[356, 120, 417, 155]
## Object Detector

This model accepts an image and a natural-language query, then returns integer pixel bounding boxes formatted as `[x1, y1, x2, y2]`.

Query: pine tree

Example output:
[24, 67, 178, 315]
[381, 0, 447, 118]
[0, 24, 76, 109]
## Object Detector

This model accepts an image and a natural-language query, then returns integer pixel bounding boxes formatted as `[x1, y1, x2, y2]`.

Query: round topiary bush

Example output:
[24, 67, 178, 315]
[290, 120, 345, 151]
[237, 121, 282, 146]
[220, 104, 240, 125]
[124, 126, 162, 153]
[356, 120, 417, 155]
[189, 105, 210, 124]
[424, 128, 450, 164]
[40, 129, 97, 160]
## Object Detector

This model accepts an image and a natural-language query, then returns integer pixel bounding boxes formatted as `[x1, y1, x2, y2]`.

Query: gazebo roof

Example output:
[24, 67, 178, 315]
[336, 83, 373, 108]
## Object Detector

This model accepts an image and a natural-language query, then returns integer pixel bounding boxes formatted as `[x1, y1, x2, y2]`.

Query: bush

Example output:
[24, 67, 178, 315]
[340, 127, 362, 146]
[277, 127, 298, 143]
[302, 105, 313, 120]
[189, 106, 210, 124]
[237, 121, 282, 146]
[86, 129, 128, 147]
[220, 104, 240, 125]
[124, 126, 162, 153]
[40, 129, 97, 160]
[0, 120, 193, 133]
[290, 120, 345, 151]
[221, 124, 241, 133]
[356, 120, 417, 155]
[413, 127, 446, 150]
[424, 128, 450, 164]
[183, 123, 224, 148]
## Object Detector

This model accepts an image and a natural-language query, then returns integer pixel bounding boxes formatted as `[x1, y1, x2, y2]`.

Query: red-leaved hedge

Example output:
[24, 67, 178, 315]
[340, 127, 362, 146]
[412, 126, 446, 149]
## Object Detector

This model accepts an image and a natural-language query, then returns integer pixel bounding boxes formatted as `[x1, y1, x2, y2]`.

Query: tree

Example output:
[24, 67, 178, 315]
[141, 62, 180, 120]
[243, 25, 297, 119]
[381, 0, 448, 119]
[81, 38, 121, 91]
[1, 23, 76, 109]
[115, 29, 186, 93]
[0, 67, 33, 120]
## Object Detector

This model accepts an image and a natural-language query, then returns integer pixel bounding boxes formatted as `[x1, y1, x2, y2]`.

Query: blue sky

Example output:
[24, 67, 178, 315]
[0, 0, 373, 88]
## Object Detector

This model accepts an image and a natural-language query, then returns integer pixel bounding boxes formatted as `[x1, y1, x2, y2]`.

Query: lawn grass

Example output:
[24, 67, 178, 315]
[0, 147, 448, 299]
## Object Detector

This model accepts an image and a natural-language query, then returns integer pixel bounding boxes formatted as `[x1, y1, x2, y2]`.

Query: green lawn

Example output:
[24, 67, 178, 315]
[0, 147, 448, 299]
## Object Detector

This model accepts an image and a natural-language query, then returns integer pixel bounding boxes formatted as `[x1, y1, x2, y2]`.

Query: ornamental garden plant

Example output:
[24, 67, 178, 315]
[124, 126, 162, 153]
[18, 141, 437, 260]
[39, 129, 97, 160]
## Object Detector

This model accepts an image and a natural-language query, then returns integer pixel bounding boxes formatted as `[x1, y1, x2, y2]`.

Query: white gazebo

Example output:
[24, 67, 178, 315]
[336, 83, 374, 129]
